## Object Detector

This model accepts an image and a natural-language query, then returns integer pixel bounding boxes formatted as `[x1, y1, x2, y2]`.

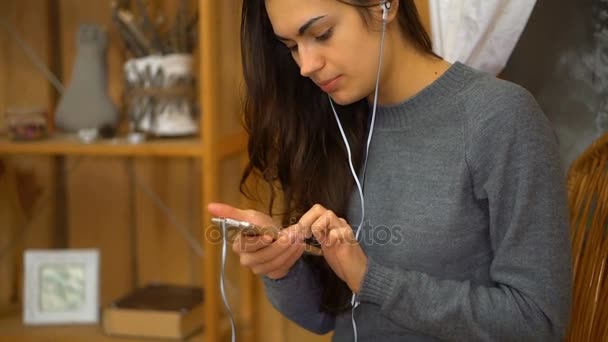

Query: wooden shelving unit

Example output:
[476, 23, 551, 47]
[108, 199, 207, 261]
[0, 311, 237, 342]
[0, 1, 255, 342]
[0, 314, 206, 342]
[0, 132, 247, 158]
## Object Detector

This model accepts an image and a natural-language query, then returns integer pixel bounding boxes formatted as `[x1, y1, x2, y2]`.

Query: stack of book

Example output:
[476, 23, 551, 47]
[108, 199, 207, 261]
[102, 283, 204, 339]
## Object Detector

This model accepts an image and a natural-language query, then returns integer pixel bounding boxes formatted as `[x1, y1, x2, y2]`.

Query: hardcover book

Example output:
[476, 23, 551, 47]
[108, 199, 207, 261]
[102, 283, 204, 339]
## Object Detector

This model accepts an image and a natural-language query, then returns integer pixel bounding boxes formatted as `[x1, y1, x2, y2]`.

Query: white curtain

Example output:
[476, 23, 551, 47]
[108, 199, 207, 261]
[429, 0, 537, 75]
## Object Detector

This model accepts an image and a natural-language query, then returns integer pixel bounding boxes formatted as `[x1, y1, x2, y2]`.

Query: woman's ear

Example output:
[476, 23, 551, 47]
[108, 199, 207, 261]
[386, 0, 399, 23]
[370, 0, 399, 24]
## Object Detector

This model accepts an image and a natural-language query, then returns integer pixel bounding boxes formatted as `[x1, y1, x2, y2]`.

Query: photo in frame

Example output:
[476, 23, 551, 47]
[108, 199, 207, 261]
[23, 249, 100, 325]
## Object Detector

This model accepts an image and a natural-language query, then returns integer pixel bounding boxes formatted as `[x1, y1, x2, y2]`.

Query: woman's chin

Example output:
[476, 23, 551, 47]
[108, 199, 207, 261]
[328, 91, 358, 106]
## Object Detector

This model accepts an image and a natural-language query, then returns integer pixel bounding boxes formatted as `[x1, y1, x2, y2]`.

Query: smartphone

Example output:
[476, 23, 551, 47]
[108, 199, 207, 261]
[211, 217, 322, 256]
[211, 217, 276, 237]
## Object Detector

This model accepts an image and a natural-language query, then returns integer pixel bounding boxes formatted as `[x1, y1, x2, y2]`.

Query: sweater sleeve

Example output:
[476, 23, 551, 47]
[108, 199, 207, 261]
[262, 258, 336, 334]
[357, 82, 572, 341]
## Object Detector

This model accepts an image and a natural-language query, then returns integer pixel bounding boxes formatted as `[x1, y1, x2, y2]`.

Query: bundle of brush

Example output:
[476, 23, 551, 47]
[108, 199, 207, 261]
[112, 0, 199, 138]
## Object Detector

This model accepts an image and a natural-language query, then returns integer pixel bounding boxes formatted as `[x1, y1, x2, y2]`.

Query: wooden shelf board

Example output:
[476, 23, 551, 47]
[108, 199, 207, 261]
[0, 131, 247, 159]
[0, 135, 204, 157]
[0, 313, 206, 342]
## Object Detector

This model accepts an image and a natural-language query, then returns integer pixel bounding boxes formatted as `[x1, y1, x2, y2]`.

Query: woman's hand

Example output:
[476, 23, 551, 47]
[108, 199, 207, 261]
[208, 202, 305, 279]
[299, 204, 368, 294]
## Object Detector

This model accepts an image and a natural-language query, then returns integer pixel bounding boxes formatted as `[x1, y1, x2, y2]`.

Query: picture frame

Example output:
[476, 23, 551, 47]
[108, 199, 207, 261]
[23, 249, 100, 325]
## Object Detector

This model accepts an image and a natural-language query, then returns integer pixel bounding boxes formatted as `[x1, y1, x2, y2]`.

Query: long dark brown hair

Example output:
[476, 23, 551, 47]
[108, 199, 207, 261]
[240, 0, 435, 313]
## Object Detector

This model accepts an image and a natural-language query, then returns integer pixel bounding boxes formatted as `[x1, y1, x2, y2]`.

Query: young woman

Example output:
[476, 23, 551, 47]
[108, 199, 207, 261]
[208, 0, 572, 340]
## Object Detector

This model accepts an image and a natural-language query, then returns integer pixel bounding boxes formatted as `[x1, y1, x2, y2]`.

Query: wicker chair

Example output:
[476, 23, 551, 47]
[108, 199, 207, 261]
[566, 133, 608, 341]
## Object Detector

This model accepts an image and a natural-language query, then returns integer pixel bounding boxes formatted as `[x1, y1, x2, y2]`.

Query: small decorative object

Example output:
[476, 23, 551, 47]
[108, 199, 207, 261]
[55, 24, 119, 133]
[127, 131, 145, 144]
[124, 53, 197, 136]
[102, 283, 204, 339]
[77, 128, 99, 144]
[23, 249, 100, 325]
[112, 0, 199, 137]
[5, 107, 48, 141]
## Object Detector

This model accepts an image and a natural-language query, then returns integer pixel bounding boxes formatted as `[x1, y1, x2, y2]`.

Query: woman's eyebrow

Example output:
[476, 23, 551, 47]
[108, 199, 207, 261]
[275, 15, 326, 41]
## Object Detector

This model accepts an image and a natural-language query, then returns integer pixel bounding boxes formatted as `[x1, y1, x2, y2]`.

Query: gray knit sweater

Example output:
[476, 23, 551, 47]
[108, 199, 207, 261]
[263, 62, 572, 341]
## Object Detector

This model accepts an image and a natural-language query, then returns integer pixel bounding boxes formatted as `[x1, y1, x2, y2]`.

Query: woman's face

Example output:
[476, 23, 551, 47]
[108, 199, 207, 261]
[265, 0, 386, 105]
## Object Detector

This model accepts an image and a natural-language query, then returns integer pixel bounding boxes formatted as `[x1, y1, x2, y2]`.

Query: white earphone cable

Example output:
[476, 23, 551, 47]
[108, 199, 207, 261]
[220, 220, 237, 342]
[329, 3, 388, 341]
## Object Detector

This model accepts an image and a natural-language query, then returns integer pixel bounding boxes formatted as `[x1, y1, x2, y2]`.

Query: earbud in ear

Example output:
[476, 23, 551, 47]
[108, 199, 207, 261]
[382, 1, 391, 22]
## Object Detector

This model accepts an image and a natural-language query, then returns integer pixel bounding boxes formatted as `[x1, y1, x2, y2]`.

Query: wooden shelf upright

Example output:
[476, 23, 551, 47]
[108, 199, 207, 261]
[0, 0, 255, 341]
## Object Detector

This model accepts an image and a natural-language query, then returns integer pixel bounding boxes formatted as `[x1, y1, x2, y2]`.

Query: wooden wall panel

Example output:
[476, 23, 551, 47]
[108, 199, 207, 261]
[219, 0, 245, 137]
[8, 156, 58, 307]
[0, 5, 10, 308]
[2, 1, 54, 108]
[133, 158, 201, 287]
[0, 1, 6, 133]
[65, 157, 133, 306]
[0, 162, 24, 313]
[0, 0, 57, 311]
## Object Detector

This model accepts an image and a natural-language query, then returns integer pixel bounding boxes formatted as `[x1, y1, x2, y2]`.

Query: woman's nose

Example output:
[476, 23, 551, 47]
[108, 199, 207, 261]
[298, 47, 324, 78]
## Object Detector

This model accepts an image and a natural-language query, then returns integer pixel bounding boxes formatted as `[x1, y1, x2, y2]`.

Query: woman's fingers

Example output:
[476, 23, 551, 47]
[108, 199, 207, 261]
[327, 226, 356, 246]
[297, 204, 328, 238]
[208, 202, 250, 221]
[208, 202, 276, 230]
[255, 241, 305, 278]
[296, 204, 354, 248]
[239, 230, 301, 265]
[223, 203, 356, 280]
[232, 234, 273, 253]
[311, 209, 350, 247]
[209, 202, 282, 256]
[236, 231, 304, 278]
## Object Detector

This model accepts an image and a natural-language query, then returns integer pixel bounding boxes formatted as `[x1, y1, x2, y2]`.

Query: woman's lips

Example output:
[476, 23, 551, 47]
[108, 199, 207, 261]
[318, 76, 341, 93]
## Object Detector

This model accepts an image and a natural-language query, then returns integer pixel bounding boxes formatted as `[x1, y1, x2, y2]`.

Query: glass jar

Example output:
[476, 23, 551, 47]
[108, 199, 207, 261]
[5, 107, 48, 141]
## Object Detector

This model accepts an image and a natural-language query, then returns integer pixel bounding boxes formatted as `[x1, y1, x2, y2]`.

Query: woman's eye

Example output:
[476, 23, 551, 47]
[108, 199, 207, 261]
[282, 28, 332, 54]
[316, 28, 333, 42]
